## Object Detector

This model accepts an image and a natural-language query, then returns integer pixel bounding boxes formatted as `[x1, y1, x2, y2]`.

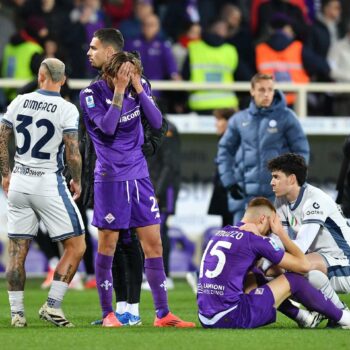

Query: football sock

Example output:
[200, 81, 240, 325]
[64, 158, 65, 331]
[124, 237, 143, 304]
[112, 245, 127, 302]
[284, 272, 342, 322]
[339, 309, 350, 326]
[144, 257, 169, 318]
[278, 299, 300, 319]
[126, 303, 139, 317]
[116, 301, 127, 314]
[47, 281, 68, 309]
[8, 291, 25, 317]
[307, 270, 344, 309]
[96, 253, 114, 318]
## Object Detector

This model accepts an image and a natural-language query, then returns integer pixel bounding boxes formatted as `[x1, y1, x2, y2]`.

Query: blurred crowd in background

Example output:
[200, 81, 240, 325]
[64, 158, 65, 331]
[1, 0, 350, 116]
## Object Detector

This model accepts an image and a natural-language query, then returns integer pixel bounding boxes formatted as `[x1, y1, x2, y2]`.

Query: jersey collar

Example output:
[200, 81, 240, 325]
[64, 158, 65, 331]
[289, 184, 307, 211]
[36, 89, 61, 96]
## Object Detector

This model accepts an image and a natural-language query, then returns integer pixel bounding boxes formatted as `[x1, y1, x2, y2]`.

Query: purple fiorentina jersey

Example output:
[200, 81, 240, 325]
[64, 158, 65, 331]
[80, 79, 151, 182]
[197, 223, 284, 318]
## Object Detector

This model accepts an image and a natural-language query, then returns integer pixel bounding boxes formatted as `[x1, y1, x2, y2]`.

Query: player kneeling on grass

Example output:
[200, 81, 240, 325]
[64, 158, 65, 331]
[197, 197, 350, 329]
[0, 58, 86, 327]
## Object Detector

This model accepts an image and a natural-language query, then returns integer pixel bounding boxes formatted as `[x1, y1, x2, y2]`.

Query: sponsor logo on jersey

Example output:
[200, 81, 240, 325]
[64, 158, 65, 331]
[86, 95, 95, 108]
[306, 209, 324, 215]
[313, 202, 320, 209]
[120, 109, 140, 123]
[23, 99, 57, 113]
[200, 283, 225, 295]
[83, 88, 93, 94]
[13, 165, 45, 177]
[105, 98, 112, 104]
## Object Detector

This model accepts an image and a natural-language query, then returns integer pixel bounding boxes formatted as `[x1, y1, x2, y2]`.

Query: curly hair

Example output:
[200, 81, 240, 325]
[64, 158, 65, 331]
[103, 51, 142, 81]
[267, 153, 307, 186]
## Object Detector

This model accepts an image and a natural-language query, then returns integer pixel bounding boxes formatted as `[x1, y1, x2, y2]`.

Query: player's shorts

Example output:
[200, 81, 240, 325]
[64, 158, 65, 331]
[7, 189, 85, 242]
[199, 285, 276, 329]
[92, 177, 161, 230]
[321, 253, 350, 293]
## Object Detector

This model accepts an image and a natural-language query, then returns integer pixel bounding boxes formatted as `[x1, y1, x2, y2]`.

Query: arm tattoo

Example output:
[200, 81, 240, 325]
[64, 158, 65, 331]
[63, 131, 82, 183]
[112, 92, 123, 108]
[6, 239, 31, 291]
[0, 123, 13, 177]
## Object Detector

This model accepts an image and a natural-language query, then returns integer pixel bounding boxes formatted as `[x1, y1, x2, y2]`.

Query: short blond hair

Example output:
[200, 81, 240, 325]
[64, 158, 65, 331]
[251, 73, 274, 88]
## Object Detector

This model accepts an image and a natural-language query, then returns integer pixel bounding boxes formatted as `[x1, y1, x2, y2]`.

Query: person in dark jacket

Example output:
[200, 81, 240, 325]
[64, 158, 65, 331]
[208, 108, 236, 226]
[143, 120, 181, 290]
[217, 73, 310, 224]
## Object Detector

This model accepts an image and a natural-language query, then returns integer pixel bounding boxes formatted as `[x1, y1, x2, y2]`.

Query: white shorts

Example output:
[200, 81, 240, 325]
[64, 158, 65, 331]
[7, 187, 85, 242]
[321, 253, 350, 293]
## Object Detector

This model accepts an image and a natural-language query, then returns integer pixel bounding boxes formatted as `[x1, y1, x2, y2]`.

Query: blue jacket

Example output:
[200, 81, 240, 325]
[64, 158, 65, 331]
[217, 90, 310, 201]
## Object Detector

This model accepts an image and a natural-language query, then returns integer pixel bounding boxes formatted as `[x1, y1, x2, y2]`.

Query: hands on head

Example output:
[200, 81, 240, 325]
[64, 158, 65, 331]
[113, 62, 143, 93]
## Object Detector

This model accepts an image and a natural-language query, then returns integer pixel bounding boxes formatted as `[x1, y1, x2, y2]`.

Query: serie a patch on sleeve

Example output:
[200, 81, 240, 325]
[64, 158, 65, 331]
[86, 95, 95, 108]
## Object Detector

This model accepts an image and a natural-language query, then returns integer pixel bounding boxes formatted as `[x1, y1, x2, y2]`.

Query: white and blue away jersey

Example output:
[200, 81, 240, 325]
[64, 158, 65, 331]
[1, 89, 79, 195]
[275, 183, 350, 263]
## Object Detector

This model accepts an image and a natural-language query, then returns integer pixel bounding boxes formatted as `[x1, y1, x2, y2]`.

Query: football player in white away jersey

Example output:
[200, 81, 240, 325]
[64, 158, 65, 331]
[0, 58, 86, 327]
[267, 153, 350, 318]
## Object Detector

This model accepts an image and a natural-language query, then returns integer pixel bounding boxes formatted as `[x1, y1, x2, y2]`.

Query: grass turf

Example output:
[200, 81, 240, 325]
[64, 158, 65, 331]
[0, 279, 349, 350]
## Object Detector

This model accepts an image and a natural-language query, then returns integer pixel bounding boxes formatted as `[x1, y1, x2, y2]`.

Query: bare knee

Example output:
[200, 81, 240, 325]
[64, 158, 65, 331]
[142, 239, 163, 258]
[98, 230, 118, 255]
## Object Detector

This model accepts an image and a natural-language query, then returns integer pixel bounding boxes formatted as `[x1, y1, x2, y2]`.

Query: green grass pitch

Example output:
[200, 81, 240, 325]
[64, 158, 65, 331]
[0, 278, 349, 350]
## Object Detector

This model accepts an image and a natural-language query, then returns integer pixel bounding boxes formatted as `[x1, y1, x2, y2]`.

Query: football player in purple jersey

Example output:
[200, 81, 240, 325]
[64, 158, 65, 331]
[197, 197, 350, 329]
[80, 52, 194, 328]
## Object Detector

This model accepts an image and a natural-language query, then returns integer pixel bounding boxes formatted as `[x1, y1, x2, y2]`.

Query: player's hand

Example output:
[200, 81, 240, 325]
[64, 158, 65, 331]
[269, 213, 285, 236]
[70, 179, 81, 201]
[1, 174, 11, 197]
[130, 66, 143, 94]
[228, 183, 244, 200]
[113, 62, 132, 93]
[142, 141, 155, 157]
[239, 223, 261, 236]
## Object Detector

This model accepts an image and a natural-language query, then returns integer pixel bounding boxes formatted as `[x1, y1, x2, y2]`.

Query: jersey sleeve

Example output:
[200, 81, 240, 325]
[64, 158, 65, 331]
[302, 197, 328, 225]
[61, 103, 79, 134]
[251, 234, 285, 265]
[1, 96, 20, 128]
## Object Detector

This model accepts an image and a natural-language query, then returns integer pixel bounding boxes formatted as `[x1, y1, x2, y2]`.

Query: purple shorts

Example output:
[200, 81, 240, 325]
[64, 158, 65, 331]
[201, 285, 276, 329]
[92, 177, 161, 230]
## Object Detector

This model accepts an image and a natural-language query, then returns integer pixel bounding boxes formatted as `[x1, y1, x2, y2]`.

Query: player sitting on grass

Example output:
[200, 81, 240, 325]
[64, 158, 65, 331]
[197, 197, 350, 329]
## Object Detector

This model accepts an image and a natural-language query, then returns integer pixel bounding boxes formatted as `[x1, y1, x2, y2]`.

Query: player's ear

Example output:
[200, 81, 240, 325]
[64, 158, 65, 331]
[106, 46, 115, 59]
[61, 75, 66, 86]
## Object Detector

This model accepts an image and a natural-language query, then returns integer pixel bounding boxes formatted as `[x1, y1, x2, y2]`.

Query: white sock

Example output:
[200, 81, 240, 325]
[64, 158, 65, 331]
[307, 270, 344, 309]
[116, 301, 127, 314]
[8, 291, 24, 316]
[338, 310, 350, 326]
[295, 309, 309, 323]
[47, 281, 68, 308]
[126, 303, 139, 316]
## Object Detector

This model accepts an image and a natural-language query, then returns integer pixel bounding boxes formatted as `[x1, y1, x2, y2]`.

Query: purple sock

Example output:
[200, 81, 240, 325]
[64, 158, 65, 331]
[144, 257, 169, 318]
[284, 272, 342, 322]
[95, 253, 114, 318]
